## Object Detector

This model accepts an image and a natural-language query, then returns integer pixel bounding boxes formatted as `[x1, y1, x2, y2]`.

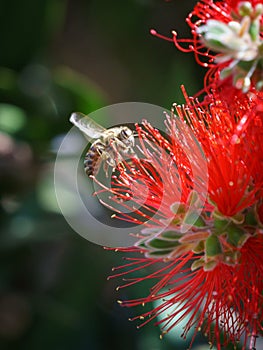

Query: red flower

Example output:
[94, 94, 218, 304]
[109, 234, 263, 350]
[94, 89, 263, 349]
[151, 0, 263, 93]
[180, 88, 263, 217]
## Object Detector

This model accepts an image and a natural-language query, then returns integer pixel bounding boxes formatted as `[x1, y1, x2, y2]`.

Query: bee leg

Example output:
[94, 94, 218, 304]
[113, 138, 127, 153]
[99, 151, 115, 177]
[105, 154, 116, 167]
[109, 139, 127, 165]
[103, 162, 109, 178]
[103, 156, 115, 177]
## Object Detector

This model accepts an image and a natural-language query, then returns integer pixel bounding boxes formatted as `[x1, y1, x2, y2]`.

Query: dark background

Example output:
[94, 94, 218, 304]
[0, 1, 235, 349]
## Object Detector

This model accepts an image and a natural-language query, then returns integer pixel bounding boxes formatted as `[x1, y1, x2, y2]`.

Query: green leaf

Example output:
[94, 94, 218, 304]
[170, 202, 186, 215]
[245, 209, 258, 226]
[135, 240, 147, 249]
[237, 60, 255, 71]
[204, 260, 218, 271]
[227, 224, 247, 247]
[146, 238, 180, 250]
[161, 230, 182, 240]
[249, 20, 259, 42]
[205, 234, 222, 257]
[191, 259, 204, 271]
[192, 215, 206, 227]
[192, 240, 205, 253]
[204, 38, 228, 51]
[179, 231, 210, 243]
[187, 190, 200, 207]
[183, 210, 199, 225]
[214, 218, 229, 232]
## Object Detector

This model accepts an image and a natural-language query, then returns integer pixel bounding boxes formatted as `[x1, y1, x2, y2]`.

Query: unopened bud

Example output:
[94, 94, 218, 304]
[238, 2, 253, 17]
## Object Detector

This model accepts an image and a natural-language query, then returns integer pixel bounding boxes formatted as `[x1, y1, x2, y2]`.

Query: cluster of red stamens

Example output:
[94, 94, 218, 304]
[92, 1, 263, 349]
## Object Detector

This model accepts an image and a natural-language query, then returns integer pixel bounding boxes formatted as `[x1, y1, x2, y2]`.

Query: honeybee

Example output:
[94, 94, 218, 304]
[70, 112, 135, 176]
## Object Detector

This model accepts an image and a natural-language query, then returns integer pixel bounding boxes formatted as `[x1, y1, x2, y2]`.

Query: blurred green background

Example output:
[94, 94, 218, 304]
[0, 1, 224, 349]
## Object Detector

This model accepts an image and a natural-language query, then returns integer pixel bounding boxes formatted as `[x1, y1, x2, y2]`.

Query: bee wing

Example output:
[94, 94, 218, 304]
[70, 112, 106, 141]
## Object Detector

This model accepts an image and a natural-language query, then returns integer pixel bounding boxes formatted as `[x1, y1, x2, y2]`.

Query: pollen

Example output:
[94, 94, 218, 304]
[231, 134, 241, 144]
[228, 294, 233, 302]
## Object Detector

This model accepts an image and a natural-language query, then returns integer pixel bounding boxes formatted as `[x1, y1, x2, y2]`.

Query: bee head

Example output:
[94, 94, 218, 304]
[119, 127, 135, 147]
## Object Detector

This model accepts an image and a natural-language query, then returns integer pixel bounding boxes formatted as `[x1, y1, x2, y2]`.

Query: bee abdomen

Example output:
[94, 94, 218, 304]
[84, 144, 102, 176]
